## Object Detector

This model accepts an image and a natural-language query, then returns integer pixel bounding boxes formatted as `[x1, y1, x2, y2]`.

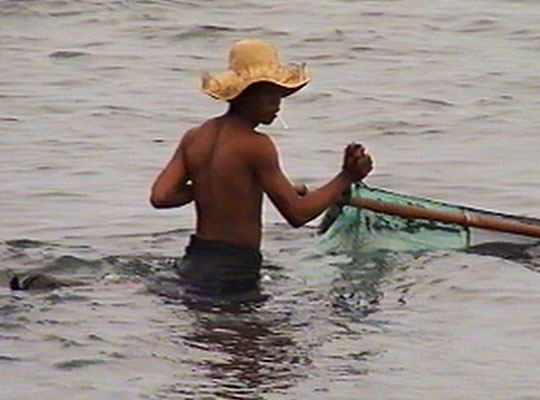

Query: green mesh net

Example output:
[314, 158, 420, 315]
[318, 184, 470, 255]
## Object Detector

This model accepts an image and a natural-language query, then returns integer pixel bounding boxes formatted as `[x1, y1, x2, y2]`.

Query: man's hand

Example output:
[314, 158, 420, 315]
[342, 142, 373, 182]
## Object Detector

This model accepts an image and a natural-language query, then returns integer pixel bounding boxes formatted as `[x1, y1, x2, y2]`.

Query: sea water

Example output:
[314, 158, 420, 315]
[1, 1, 540, 399]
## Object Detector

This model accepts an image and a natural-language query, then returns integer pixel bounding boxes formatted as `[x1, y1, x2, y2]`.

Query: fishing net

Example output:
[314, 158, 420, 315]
[318, 184, 471, 255]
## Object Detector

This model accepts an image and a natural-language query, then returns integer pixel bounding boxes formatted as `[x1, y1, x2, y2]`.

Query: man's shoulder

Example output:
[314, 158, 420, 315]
[242, 131, 280, 166]
[181, 118, 218, 143]
[190, 117, 218, 134]
[243, 130, 276, 154]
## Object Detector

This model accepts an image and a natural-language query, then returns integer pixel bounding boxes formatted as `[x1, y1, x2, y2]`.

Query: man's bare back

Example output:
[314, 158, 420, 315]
[183, 115, 269, 247]
[150, 82, 373, 249]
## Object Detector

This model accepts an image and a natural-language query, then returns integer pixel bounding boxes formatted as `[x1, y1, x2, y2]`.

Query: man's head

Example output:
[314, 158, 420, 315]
[229, 82, 287, 125]
[201, 40, 310, 103]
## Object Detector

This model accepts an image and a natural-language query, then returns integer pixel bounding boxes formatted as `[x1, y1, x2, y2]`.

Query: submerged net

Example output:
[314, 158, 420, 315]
[318, 184, 471, 255]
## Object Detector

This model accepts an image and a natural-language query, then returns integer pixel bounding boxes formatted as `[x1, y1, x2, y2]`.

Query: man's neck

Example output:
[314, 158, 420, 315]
[225, 106, 260, 129]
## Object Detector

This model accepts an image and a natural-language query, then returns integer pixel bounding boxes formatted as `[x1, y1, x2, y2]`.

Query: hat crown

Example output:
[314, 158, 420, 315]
[201, 39, 309, 101]
[228, 40, 280, 73]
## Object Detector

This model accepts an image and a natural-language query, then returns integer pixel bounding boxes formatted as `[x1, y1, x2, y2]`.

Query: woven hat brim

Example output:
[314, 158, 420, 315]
[201, 64, 310, 101]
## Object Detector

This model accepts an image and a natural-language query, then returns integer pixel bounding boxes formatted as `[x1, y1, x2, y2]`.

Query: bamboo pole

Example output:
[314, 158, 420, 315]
[346, 197, 540, 239]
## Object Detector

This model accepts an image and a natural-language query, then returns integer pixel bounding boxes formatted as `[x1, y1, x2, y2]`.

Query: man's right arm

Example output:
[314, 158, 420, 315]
[150, 133, 193, 209]
[252, 137, 373, 227]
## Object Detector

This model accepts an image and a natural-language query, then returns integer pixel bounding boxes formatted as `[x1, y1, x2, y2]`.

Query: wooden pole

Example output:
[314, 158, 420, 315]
[346, 197, 540, 239]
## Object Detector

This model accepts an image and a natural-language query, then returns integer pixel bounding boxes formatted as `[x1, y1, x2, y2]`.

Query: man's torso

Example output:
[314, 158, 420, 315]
[182, 116, 266, 248]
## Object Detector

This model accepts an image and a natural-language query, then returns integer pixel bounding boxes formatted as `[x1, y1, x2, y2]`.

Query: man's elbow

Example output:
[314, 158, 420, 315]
[149, 192, 169, 209]
[281, 205, 312, 228]
[286, 215, 308, 228]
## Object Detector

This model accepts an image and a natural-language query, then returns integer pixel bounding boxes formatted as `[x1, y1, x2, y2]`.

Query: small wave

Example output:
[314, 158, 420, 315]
[54, 358, 107, 371]
[417, 98, 455, 107]
[43, 292, 90, 304]
[5, 239, 48, 249]
[198, 24, 236, 33]
[382, 130, 410, 136]
[103, 254, 178, 277]
[43, 255, 102, 273]
[350, 45, 377, 52]
[44, 334, 85, 348]
[1, 238, 182, 288]
[0, 116, 19, 122]
[81, 41, 111, 48]
[30, 191, 89, 199]
[0, 321, 26, 331]
[292, 92, 332, 104]
[421, 129, 444, 135]
[49, 50, 90, 59]
[0, 303, 22, 317]
[457, 18, 502, 34]
[170, 24, 235, 41]
[48, 10, 86, 18]
[0, 354, 20, 362]
[99, 104, 136, 111]
[170, 24, 287, 42]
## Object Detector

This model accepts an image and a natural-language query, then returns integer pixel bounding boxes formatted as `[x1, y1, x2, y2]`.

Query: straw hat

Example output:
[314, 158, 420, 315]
[201, 39, 310, 101]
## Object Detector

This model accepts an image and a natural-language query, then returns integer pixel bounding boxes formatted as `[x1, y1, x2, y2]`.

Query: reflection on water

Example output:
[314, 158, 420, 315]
[2, 236, 540, 399]
[162, 300, 310, 400]
[330, 253, 394, 321]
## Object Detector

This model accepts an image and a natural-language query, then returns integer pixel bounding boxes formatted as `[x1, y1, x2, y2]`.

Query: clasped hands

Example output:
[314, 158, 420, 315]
[342, 142, 373, 182]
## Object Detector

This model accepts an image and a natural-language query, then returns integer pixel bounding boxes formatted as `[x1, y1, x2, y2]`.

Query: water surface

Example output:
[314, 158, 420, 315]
[1, 1, 540, 399]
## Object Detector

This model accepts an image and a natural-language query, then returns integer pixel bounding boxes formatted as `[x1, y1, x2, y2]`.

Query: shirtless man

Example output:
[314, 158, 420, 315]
[150, 40, 373, 297]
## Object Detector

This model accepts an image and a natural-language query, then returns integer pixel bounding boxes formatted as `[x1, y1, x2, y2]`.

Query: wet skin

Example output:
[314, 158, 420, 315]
[150, 82, 373, 249]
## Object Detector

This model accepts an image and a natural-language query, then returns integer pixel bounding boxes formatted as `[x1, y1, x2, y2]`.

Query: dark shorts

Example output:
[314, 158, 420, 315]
[175, 235, 263, 298]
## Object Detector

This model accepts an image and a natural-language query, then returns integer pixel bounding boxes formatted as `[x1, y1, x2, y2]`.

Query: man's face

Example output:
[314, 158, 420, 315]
[241, 82, 285, 125]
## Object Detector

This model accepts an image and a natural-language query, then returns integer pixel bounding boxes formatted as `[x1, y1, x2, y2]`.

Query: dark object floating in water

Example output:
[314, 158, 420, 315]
[49, 50, 89, 59]
[10, 274, 84, 291]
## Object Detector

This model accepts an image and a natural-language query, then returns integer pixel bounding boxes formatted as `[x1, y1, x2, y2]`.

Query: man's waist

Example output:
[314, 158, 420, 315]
[185, 234, 262, 265]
